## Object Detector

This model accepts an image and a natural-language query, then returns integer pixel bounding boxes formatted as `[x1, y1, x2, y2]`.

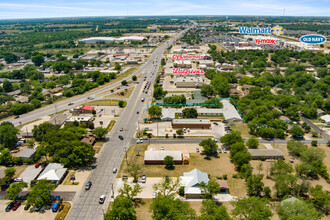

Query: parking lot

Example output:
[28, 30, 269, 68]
[0, 200, 58, 220]
[139, 122, 225, 138]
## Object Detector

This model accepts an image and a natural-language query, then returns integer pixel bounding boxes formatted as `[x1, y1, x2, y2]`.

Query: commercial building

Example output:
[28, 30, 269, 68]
[180, 169, 209, 199]
[175, 76, 205, 88]
[172, 119, 211, 129]
[65, 116, 92, 126]
[144, 150, 183, 165]
[173, 60, 192, 68]
[248, 149, 285, 160]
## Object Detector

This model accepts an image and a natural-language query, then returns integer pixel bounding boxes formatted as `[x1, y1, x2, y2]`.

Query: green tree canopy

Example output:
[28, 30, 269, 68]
[5, 182, 27, 201]
[231, 197, 273, 220]
[164, 156, 174, 170]
[220, 131, 244, 147]
[27, 180, 55, 207]
[148, 105, 162, 119]
[199, 138, 218, 156]
[105, 196, 137, 220]
[182, 108, 198, 118]
[198, 200, 231, 220]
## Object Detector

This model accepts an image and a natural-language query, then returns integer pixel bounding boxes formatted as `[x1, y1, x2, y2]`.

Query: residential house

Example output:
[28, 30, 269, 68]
[16, 148, 36, 160]
[37, 163, 68, 185]
[280, 116, 291, 124]
[248, 149, 285, 160]
[179, 169, 210, 198]
[320, 115, 330, 125]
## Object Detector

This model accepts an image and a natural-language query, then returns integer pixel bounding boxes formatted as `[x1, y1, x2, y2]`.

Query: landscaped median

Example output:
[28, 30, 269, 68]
[86, 99, 127, 108]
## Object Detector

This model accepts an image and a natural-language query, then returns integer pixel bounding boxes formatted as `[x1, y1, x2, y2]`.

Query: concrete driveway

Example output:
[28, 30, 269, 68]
[19, 165, 43, 186]
[113, 177, 164, 199]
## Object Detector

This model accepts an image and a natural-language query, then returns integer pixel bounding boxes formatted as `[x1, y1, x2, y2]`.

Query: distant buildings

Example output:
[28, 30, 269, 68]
[79, 36, 146, 44]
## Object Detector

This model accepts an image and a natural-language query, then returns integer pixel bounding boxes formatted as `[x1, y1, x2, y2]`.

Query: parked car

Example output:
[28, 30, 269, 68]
[12, 202, 21, 211]
[5, 202, 15, 212]
[13, 178, 23, 182]
[24, 204, 31, 211]
[136, 111, 139, 114]
[196, 148, 199, 153]
[14, 115, 20, 119]
[160, 147, 164, 151]
[34, 206, 42, 212]
[120, 128, 123, 131]
[52, 203, 60, 212]
[141, 175, 146, 183]
[152, 192, 157, 199]
[85, 181, 92, 190]
[99, 195, 106, 204]
[213, 122, 218, 125]
[223, 148, 227, 153]
[218, 148, 222, 153]
[118, 135, 124, 140]
[113, 168, 117, 173]
[35, 162, 41, 168]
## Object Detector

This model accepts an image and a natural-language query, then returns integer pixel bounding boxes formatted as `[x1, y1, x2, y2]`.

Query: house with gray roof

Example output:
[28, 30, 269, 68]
[248, 149, 284, 160]
[16, 148, 36, 160]
[37, 163, 68, 185]
[180, 169, 209, 198]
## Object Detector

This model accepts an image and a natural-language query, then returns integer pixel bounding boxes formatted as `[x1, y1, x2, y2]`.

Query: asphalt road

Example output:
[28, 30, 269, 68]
[66, 24, 195, 220]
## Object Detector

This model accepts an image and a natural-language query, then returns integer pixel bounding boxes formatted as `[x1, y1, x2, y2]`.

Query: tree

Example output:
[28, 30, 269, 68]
[220, 131, 244, 147]
[182, 108, 198, 118]
[200, 179, 221, 200]
[114, 64, 121, 70]
[199, 138, 218, 156]
[198, 200, 231, 220]
[231, 197, 273, 220]
[27, 180, 55, 207]
[246, 138, 259, 149]
[118, 183, 142, 200]
[132, 75, 137, 81]
[5, 182, 27, 201]
[4, 167, 16, 178]
[287, 140, 308, 156]
[32, 54, 44, 67]
[0, 122, 19, 148]
[309, 185, 330, 215]
[176, 129, 184, 136]
[148, 105, 162, 118]
[0, 149, 14, 166]
[275, 174, 298, 198]
[289, 125, 304, 138]
[153, 86, 166, 100]
[118, 100, 125, 108]
[270, 159, 293, 176]
[201, 85, 215, 97]
[150, 194, 196, 220]
[232, 151, 252, 171]
[126, 163, 141, 183]
[121, 80, 127, 86]
[164, 156, 174, 170]
[278, 199, 321, 220]
[153, 177, 180, 197]
[92, 127, 108, 140]
[32, 122, 58, 142]
[3, 79, 13, 92]
[105, 196, 137, 220]
[246, 174, 264, 197]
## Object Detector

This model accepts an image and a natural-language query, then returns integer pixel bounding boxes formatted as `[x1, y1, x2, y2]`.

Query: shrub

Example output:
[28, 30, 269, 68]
[173, 134, 176, 138]
[232, 174, 238, 178]
[178, 186, 185, 196]
[311, 141, 318, 147]
[311, 131, 318, 137]
[260, 156, 266, 161]
[216, 176, 223, 180]
[88, 122, 94, 129]
[164, 156, 174, 170]
[165, 134, 169, 138]
[223, 174, 228, 180]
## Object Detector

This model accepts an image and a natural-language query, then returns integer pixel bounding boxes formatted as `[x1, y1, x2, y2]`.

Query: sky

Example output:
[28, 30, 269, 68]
[0, 0, 329, 19]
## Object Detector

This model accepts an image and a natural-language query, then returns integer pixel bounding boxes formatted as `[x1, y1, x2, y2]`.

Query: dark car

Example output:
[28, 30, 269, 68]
[85, 181, 92, 190]
[24, 204, 31, 210]
[137, 111, 139, 114]
[118, 135, 124, 140]
[5, 202, 15, 212]
[14, 115, 20, 119]
[12, 202, 21, 211]
[34, 206, 42, 212]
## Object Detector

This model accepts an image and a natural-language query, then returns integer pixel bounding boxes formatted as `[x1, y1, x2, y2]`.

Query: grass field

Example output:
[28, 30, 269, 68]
[229, 123, 255, 138]
[105, 86, 135, 99]
[106, 120, 116, 132]
[55, 202, 71, 220]
[86, 99, 127, 107]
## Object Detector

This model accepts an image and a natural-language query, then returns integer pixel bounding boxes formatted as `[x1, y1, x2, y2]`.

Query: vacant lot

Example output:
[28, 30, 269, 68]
[105, 86, 135, 99]
[118, 144, 246, 197]
[229, 123, 255, 138]
[86, 99, 127, 107]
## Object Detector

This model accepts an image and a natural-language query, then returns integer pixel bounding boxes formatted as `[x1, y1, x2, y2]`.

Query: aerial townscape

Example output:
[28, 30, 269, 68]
[0, 2, 329, 220]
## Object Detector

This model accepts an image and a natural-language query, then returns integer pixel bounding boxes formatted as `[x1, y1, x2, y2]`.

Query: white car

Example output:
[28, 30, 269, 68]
[13, 178, 23, 182]
[152, 192, 157, 199]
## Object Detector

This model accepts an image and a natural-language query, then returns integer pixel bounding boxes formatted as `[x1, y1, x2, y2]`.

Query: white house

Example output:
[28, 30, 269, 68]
[37, 163, 67, 185]
[320, 115, 330, 125]
[179, 169, 209, 198]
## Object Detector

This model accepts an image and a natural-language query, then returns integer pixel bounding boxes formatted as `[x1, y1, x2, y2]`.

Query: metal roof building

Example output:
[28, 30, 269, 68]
[248, 149, 284, 160]
[180, 169, 209, 198]
[144, 150, 182, 165]
[79, 36, 146, 44]
[16, 148, 36, 159]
